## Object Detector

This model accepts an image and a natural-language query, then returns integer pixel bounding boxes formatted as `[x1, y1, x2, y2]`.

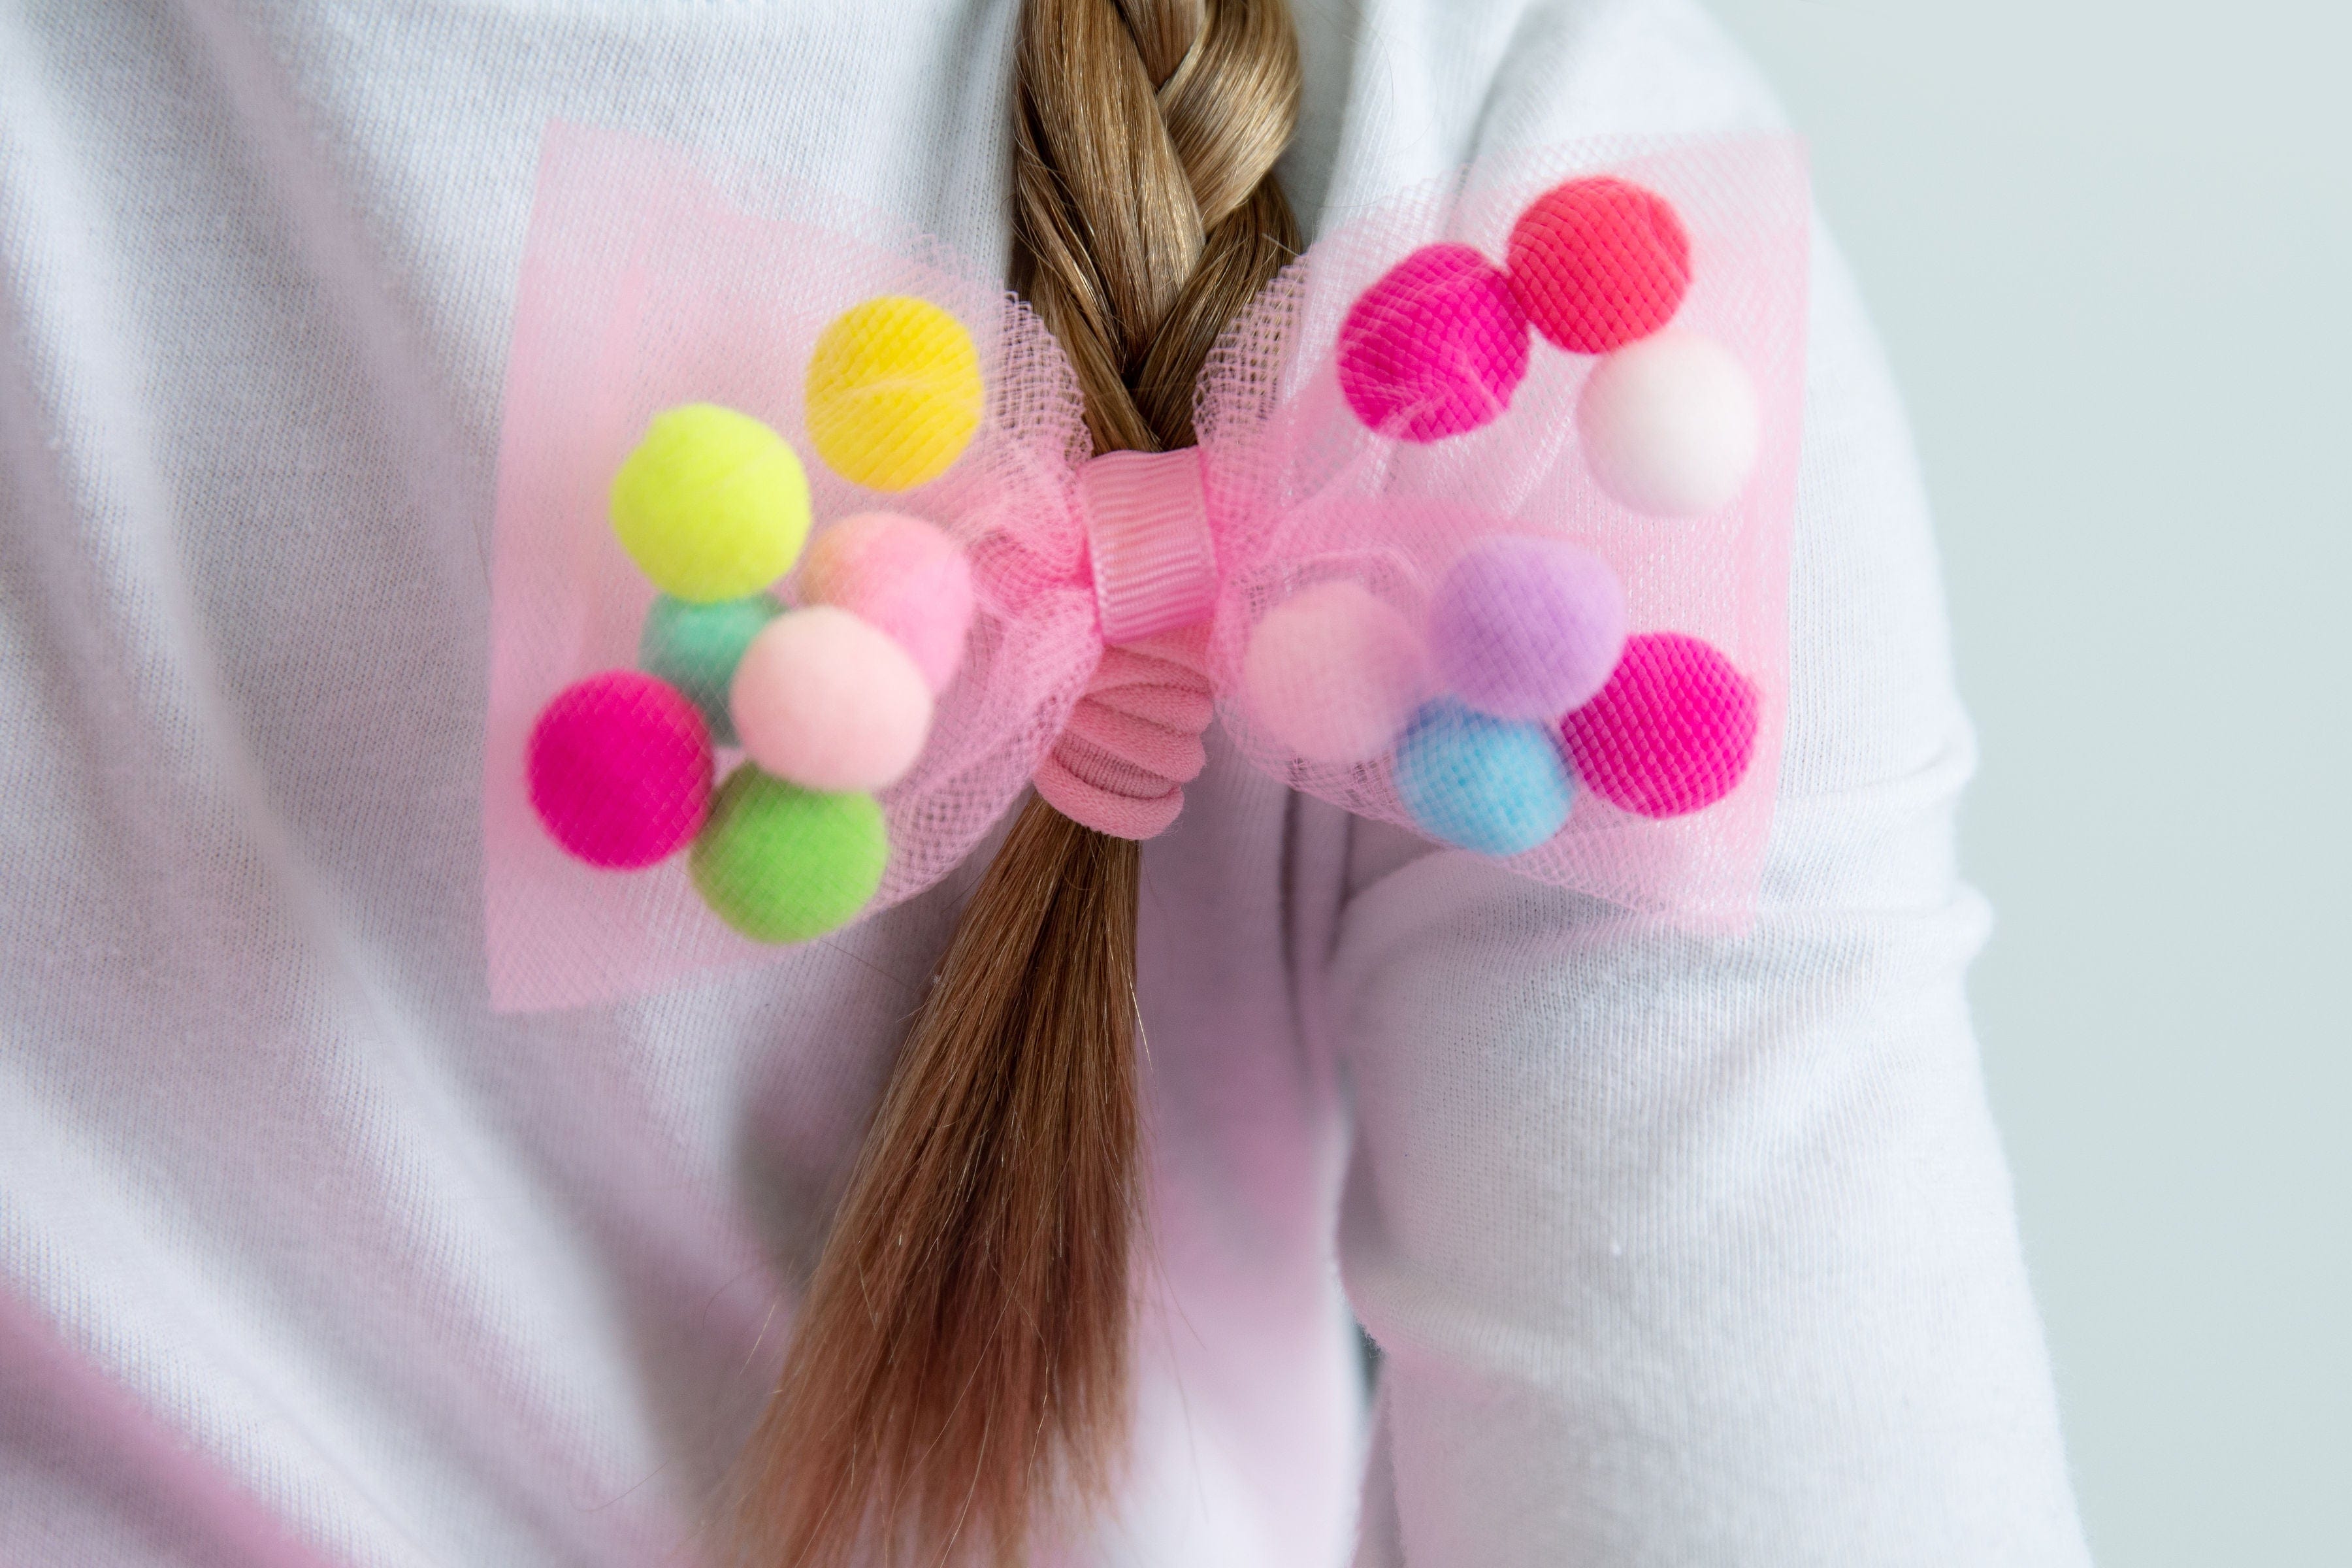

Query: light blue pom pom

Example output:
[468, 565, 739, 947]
[638, 593, 782, 746]
[1393, 698, 1574, 855]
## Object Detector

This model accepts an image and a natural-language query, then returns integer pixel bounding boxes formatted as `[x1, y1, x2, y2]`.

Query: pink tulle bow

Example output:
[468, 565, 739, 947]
[481, 122, 1812, 1012]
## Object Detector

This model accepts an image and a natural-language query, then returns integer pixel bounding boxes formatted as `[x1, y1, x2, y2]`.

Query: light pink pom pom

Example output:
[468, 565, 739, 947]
[798, 512, 975, 693]
[731, 606, 934, 791]
[1241, 581, 1431, 764]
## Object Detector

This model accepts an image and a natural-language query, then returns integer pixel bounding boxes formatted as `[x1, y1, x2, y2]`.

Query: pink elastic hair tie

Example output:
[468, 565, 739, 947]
[1034, 630, 1215, 839]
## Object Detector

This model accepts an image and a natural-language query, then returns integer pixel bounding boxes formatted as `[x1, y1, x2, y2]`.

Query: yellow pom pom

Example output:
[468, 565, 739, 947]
[805, 297, 983, 491]
[611, 405, 810, 603]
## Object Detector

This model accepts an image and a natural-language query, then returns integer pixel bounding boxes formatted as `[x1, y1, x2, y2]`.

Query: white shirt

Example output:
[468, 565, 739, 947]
[0, 1, 2091, 1563]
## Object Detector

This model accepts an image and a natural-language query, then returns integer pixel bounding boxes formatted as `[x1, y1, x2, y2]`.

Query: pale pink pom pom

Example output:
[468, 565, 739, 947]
[1241, 580, 1431, 764]
[731, 606, 934, 791]
[797, 512, 975, 693]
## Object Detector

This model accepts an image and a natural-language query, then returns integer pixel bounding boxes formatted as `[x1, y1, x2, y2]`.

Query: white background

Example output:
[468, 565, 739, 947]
[1703, 1, 2350, 1561]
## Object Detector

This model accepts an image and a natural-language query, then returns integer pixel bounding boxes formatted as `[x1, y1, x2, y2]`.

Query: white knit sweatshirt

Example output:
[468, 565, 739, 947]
[0, 2, 2090, 1565]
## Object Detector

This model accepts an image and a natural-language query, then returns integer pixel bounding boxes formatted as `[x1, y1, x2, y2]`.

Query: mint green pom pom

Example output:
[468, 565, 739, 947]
[689, 766, 887, 943]
[639, 593, 781, 745]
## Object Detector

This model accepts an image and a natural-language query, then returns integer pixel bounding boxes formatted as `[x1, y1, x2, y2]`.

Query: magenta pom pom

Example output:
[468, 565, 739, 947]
[798, 512, 976, 693]
[1337, 244, 1529, 442]
[731, 606, 935, 792]
[527, 670, 713, 868]
[1561, 632, 1757, 818]
[1506, 176, 1691, 354]
[1429, 536, 1627, 722]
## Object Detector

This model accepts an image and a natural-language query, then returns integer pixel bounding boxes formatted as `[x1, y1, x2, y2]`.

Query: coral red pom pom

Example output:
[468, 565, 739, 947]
[1507, 177, 1691, 355]
[1560, 632, 1756, 817]
[527, 671, 713, 868]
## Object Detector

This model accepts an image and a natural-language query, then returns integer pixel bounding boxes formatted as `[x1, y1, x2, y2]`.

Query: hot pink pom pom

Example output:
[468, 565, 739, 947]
[527, 670, 712, 868]
[797, 512, 975, 693]
[1337, 244, 1529, 442]
[731, 606, 935, 792]
[1560, 632, 1757, 818]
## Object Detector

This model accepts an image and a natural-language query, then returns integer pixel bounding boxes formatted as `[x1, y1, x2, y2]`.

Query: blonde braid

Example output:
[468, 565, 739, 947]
[1015, 0, 1301, 451]
[732, 5, 1301, 1564]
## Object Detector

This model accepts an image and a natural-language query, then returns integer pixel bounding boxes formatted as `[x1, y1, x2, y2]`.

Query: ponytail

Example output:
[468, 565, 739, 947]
[732, 3, 1301, 1563]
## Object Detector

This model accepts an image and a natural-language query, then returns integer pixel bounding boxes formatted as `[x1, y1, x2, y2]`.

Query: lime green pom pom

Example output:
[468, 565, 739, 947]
[689, 766, 887, 943]
[612, 405, 810, 603]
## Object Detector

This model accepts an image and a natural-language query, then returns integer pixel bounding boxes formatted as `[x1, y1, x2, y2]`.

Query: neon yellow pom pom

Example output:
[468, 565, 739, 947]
[611, 405, 810, 603]
[805, 297, 983, 491]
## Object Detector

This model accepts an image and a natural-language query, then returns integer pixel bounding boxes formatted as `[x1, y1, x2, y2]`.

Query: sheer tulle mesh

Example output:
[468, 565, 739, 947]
[1200, 135, 1810, 923]
[483, 123, 1808, 1011]
[485, 125, 1093, 1010]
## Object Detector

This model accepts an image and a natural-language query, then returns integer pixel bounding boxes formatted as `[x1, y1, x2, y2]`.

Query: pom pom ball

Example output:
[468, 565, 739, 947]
[1241, 580, 1430, 764]
[798, 512, 975, 693]
[1561, 631, 1758, 818]
[638, 593, 782, 745]
[805, 296, 983, 491]
[610, 404, 810, 602]
[1392, 698, 1574, 857]
[1576, 329, 1760, 517]
[1429, 536, 1627, 721]
[527, 670, 712, 869]
[1506, 176, 1691, 354]
[1337, 244, 1529, 442]
[689, 766, 889, 943]
[730, 606, 934, 792]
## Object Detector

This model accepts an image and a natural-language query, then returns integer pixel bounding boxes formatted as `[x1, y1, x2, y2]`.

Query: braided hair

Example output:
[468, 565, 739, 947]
[731, 3, 1303, 1564]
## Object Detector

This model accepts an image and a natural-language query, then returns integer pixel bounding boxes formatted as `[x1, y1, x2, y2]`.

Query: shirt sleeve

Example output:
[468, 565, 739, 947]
[1322, 223, 2093, 1565]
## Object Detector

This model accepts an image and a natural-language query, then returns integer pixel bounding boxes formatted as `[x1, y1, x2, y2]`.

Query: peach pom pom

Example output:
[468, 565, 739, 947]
[1241, 581, 1431, 764]
[731, 606, 934, 792]
[798, 512, 976, 693]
